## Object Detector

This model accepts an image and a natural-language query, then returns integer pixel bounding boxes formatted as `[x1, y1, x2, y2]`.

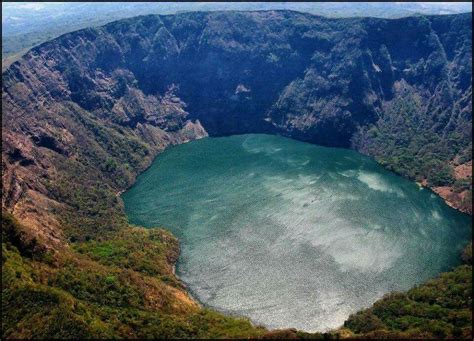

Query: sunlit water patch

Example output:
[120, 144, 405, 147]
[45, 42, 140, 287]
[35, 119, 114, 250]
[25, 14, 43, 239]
[122, 134, 471, 332]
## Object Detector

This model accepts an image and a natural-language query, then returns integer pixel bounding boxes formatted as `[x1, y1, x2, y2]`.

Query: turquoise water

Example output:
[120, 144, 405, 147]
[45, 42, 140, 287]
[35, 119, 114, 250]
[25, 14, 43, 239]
[122, 134, 471, 332]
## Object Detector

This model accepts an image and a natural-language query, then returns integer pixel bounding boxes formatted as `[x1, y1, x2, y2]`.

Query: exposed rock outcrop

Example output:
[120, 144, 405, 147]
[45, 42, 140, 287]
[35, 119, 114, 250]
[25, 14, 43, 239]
[2, 10, 471, 249]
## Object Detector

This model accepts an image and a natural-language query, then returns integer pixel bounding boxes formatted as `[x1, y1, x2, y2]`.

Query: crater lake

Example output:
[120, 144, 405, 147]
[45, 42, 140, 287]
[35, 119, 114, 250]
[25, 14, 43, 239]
[122, 134, 471, 332]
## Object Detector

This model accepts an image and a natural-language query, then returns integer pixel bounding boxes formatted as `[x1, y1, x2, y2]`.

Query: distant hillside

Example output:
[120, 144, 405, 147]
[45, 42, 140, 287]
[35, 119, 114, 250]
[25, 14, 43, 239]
[2, 2, 472, 62]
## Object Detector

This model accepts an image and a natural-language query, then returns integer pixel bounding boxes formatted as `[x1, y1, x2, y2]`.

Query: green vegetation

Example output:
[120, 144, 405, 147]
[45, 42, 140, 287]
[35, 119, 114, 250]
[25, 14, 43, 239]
[2, 212, 266, 339]
[355, 96, 467, 186]
[353, 94, 472, 211]
[344, 247, 472, 339]
[74, 227, 181, 286]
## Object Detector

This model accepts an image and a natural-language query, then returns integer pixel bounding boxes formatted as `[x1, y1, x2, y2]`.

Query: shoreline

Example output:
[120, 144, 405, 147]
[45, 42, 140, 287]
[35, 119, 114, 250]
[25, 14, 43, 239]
[121, 134, 472, 334]
[416, 181, 471, 215]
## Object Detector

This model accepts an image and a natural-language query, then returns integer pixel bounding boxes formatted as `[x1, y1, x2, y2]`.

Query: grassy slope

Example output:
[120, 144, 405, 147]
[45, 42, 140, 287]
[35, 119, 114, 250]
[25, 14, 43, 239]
[343, 247, 472, 339]
[1, 213, 266, 339]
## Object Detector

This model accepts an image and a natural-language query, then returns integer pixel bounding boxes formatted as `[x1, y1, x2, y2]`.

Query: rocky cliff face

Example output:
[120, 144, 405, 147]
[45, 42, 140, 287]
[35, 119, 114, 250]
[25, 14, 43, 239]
[2, 37, 208, 248]
[2, 10, 472, 247]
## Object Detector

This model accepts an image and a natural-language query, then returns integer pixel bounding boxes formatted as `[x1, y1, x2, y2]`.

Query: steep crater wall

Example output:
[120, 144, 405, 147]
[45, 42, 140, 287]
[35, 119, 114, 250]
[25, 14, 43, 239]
[2, 10, 472, 249]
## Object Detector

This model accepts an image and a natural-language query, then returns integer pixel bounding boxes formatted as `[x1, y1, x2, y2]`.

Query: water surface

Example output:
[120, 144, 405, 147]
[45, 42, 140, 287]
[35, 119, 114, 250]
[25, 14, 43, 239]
[122, 134, 471, 332]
